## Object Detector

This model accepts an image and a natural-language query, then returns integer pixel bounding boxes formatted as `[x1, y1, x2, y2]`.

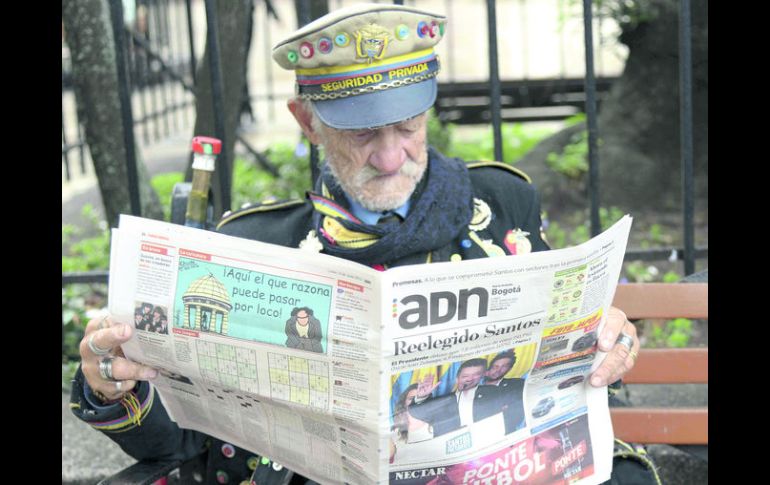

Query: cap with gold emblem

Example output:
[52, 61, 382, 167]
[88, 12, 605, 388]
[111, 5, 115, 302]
[272, 3, 447, 129]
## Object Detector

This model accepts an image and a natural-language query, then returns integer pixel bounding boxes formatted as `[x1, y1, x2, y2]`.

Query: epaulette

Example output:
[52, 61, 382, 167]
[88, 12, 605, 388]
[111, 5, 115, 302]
[466, 160, 532, 184]
[216, 198, 306, 230]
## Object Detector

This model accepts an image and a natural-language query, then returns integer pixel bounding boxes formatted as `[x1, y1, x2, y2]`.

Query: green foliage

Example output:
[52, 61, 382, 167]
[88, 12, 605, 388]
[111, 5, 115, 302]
[151, 172, 185, 221]
[546, 129, 589, 179]
[543, 206, 626, 248]
[426, 108, 452, 155]
[647, 317, 692, 348]
[62, 283, 107, 364]
[446, 123, 557, 164]
[231, 142, 313, 210]
[61, 204, 111, 272]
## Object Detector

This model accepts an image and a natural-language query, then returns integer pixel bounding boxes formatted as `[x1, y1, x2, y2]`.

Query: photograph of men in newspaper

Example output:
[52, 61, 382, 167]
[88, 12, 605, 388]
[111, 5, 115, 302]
[389, 344, 536, 465]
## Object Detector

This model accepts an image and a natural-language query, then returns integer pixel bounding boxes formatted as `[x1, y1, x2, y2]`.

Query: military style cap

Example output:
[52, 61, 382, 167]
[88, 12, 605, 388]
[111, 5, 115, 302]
[272, 3, 447, 129]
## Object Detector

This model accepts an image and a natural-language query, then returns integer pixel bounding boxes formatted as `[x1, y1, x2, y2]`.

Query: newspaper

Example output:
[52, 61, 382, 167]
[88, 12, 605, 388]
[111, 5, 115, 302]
[109, 214, 632, 485]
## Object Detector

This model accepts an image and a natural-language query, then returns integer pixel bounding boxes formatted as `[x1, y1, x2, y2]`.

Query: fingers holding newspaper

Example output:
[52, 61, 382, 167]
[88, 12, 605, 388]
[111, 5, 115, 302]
[79, 314, 159, 402]
[590, 306, 640, 387]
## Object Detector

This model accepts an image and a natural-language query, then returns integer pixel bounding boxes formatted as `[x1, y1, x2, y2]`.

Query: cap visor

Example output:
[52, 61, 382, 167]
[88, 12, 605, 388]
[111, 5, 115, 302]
[311, 78, 436, 130]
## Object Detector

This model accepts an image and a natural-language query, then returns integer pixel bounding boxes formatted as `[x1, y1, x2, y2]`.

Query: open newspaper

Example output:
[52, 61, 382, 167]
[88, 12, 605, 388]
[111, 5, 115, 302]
[110, 214, 632, 485]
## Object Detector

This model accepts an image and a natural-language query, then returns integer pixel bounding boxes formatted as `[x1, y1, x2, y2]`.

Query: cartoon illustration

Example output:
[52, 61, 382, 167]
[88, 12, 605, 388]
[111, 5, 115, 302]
[181, 273, 232, 334]
[284, 307, 323, 353]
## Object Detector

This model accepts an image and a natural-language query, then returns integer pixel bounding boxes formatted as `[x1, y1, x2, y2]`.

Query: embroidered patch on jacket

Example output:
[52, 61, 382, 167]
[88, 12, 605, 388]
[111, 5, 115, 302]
[469, 198, 492, 231]
[504, 228, 532, 255]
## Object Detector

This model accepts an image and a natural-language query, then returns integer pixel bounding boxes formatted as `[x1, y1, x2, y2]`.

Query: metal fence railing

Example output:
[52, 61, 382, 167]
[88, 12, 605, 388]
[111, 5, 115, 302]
[63, 0, 705, 287]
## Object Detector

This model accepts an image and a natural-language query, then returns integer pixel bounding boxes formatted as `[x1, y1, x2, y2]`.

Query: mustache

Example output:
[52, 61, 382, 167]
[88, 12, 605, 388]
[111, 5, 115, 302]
[353, 158, 423, 185]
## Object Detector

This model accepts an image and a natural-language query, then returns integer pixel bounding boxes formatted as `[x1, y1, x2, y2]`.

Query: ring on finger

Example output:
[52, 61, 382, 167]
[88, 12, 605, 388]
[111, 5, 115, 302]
[97, 315, 111, 330]
[615, 332, 634, 352]
[88, 333, 112, 356]
[99, 357, 118, 382]
[115, 380, 123, 391]
[629, 350, 639, 362]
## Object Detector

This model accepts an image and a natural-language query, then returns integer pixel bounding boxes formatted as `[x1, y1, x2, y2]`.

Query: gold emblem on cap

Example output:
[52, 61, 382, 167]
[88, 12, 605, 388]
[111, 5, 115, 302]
[355, 24, 391, 62]
[469, 198, 492, 231]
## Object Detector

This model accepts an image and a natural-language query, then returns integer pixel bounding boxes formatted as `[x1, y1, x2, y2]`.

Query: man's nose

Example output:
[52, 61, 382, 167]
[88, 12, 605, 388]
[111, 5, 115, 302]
[368, 129, 406, 174]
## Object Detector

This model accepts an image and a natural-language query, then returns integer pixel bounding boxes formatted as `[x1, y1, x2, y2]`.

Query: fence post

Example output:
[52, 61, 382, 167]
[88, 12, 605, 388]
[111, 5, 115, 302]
[485, 0, 503, 163]
[108, 0, 141, 217]
[679, 0, 695, 276]
[203, 0, 231, 215]
[582, 0, 600, 236]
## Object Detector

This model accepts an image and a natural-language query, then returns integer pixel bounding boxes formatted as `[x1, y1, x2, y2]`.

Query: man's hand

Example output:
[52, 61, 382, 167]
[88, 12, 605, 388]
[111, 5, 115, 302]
[416, 373, 439, 399]
[590, 306, 639, 387]
[79, 314, 158, 402]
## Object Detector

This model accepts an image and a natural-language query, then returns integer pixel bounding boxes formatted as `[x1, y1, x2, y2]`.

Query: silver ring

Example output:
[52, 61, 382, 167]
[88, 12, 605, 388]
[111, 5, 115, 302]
[88, 333, 112, 356]
[115, 380, 123, 391]
[615, 332, 634, 352]
[99, 357, 117, 382]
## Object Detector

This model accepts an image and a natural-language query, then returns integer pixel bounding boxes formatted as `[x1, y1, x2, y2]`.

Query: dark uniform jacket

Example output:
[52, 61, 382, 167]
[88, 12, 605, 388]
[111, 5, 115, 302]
[406, 384, 507, 437]
[69, 148, 548, 484]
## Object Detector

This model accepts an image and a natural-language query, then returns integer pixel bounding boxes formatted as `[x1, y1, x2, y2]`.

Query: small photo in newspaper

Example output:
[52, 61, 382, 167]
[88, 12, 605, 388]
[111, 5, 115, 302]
[133, 301, 169, 335]
[388, 343, 536, 466]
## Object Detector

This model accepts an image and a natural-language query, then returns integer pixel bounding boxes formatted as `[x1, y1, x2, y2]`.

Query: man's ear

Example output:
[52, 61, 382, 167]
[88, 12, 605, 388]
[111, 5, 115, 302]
[288, 98, 323, 145]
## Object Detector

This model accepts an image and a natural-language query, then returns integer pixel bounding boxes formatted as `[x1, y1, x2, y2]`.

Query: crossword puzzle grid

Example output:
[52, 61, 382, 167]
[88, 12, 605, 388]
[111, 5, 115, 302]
[196, 341, 259, 394]
[268, 353, 329, 409]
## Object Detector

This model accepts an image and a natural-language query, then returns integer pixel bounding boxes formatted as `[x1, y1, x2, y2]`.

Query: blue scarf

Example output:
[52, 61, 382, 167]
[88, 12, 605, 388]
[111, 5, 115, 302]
[308, 147, 474, 266]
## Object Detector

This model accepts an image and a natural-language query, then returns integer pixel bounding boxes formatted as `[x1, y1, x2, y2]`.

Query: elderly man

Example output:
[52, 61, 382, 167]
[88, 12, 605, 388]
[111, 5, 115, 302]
[70, 3, 640, 484]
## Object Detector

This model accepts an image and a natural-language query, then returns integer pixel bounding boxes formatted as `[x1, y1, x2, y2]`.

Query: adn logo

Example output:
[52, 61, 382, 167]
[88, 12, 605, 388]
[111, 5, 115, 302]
[398, 288, 489, 329]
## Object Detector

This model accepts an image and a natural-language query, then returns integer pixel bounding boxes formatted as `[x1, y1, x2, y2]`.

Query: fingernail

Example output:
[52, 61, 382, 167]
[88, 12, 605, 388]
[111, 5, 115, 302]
[591, 375, 604, 387]
[114, 324, 127, 337]
[143, 368, 158, 379]
[602, 337, 614, 348]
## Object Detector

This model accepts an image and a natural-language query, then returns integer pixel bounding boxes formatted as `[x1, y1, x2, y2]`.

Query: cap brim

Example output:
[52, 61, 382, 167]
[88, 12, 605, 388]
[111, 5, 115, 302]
[311, 78, 436, 130]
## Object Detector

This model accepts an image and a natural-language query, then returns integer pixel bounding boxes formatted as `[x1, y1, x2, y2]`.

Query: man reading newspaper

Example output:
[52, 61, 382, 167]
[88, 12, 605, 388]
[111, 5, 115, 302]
[70, 3, 643, 484]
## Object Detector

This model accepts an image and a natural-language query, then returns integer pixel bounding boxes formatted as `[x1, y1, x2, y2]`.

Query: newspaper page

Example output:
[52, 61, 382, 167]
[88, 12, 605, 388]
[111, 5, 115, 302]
[110, 215, 385, 484]
[108, 214, 631, 485]
[382, 216, 632, 485]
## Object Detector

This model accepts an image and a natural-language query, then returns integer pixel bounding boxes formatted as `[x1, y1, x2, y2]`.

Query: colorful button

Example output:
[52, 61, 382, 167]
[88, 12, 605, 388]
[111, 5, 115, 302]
[299, 41, 314, 58]
[287, 51, 299, 64]
[261, 456, 270, 465]
[239, 481, 250, 485]
[450, 254, 462, 262]
[272, 462, 284, 471]
[317, 37, 333, 54]
[439, 22, 446, 35]
[247, 456, 259, 470]
[417, 21, 428, 38]
[395, 24, 410, 40]
[461, 239, 472, 249]
[216, 470, 229, 484]
[335, 33, 350, 47]
[221, 443, 236, 458]
[430, 21, 439, 38]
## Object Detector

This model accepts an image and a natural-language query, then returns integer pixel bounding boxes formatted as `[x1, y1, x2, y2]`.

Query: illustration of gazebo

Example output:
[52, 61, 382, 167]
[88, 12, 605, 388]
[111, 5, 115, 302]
[182, 274, 233, 335]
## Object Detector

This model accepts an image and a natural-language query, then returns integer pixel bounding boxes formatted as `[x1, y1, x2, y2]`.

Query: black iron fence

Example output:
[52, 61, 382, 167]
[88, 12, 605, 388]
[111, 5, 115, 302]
[62, 0, 197, 183]
[62, 0, 706, 288]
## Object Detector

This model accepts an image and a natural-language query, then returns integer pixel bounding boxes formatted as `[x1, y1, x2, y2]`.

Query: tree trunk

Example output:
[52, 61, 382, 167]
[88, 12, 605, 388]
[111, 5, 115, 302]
[596, 0, 708, 213]
[186, 0, 254, 218]
[63, 0, 164, 229]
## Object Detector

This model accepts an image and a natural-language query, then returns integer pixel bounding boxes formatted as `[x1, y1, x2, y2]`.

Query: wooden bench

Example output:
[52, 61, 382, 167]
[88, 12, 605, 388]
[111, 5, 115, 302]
[610, 282, 708, 445]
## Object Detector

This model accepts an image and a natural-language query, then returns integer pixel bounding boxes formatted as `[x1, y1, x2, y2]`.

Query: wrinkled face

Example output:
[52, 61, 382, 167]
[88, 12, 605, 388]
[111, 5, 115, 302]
[486, 357, 514, 382]
[318, 113, 429, 212]
[456, 364, 486, 391]
[296, 310, 309, 326]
